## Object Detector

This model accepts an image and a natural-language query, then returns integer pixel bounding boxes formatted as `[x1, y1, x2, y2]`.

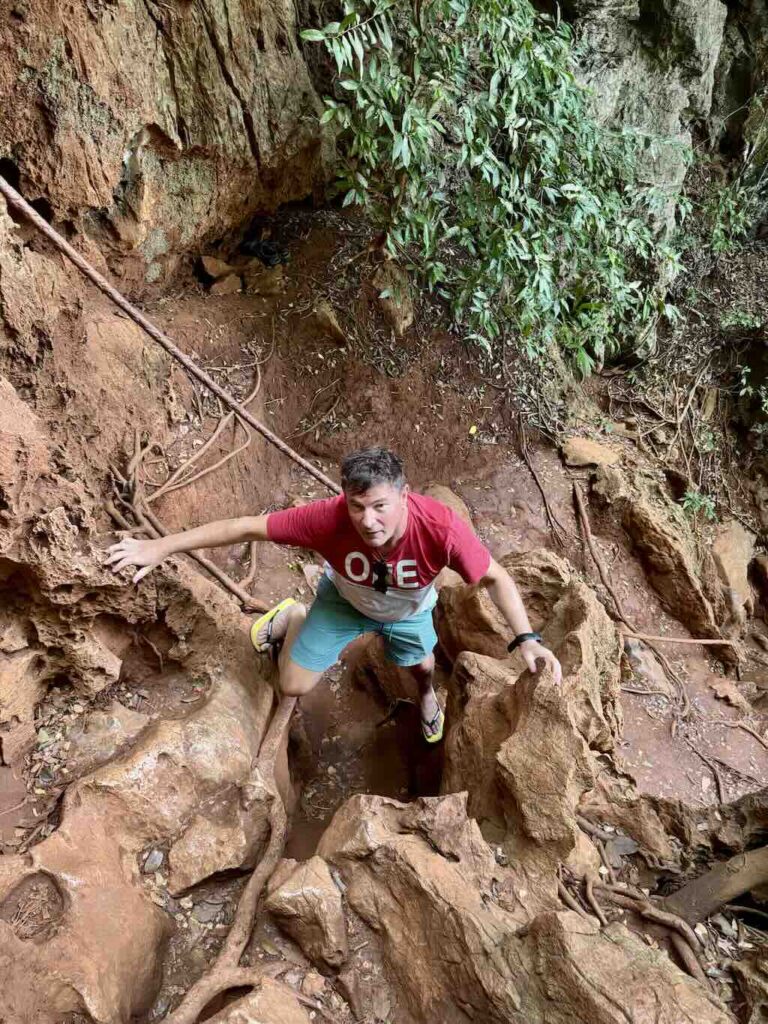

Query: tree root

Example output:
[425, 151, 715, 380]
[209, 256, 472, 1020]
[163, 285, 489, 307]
[109, 462, 268, 613]
[518, 414, 568, 547]
[165, 696, 296, 1024]
[585, 874, 608, 927]
[595, 883, 710, 987]
[662, 845, 768, 926]
[557, 878, 590, 919]
[148, 365, 262, 505]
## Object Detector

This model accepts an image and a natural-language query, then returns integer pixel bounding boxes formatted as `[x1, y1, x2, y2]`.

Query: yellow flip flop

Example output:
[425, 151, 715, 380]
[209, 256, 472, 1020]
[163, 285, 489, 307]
[250, 597, 296, 653]
[422, 703, 445, 744]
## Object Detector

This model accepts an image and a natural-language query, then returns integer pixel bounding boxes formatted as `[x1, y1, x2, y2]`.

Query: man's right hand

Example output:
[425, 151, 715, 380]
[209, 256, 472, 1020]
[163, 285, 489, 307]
[105, 536, 169, 584]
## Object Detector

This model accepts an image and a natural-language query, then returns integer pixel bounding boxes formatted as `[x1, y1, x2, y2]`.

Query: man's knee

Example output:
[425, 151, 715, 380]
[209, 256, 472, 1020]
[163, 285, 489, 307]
[279, 662, 322, 698]
[408, 652, 435, 681]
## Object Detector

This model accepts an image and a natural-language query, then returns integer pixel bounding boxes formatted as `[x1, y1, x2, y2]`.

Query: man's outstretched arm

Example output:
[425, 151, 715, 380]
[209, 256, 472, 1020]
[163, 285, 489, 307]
[479, 557, 562, 684]
[106, 515, 270, 584]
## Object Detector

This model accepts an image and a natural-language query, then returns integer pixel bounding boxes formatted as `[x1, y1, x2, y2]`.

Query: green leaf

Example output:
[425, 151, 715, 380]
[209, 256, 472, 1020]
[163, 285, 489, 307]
[300, 28, 326, 42]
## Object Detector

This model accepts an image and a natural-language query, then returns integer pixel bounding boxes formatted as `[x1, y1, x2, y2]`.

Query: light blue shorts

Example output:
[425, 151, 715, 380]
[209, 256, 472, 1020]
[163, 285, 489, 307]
[290, 575, 438, 672]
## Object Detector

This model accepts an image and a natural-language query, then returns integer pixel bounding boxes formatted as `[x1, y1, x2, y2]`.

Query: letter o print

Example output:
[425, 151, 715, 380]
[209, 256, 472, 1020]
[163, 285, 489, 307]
[345, 552, 370, 582]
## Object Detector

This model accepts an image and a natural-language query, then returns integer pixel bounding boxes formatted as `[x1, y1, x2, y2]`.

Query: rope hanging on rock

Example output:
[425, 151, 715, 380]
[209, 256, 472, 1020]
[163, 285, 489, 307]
[0, 175, 341, 496]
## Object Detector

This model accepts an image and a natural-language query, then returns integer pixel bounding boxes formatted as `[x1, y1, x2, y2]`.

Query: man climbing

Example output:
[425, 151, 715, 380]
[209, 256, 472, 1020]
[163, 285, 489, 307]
[106, 447, 561, 741]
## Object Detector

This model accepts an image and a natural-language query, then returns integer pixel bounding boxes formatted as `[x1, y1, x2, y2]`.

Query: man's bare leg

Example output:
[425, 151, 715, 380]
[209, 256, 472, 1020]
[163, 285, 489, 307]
[408, 653, 442, 737]
[253, 602, 324, 698]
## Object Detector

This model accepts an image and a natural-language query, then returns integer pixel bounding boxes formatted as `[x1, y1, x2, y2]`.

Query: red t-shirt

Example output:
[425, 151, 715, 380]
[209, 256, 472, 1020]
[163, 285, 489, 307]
[267, 492, 490, 622]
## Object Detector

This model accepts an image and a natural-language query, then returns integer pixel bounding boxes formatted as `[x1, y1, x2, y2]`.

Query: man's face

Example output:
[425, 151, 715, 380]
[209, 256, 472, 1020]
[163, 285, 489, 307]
[345, 482, 408, 548]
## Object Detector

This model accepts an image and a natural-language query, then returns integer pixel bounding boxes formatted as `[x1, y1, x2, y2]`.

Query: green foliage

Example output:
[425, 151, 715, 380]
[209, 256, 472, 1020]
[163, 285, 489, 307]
[302, 0, 681, 369]
[680, 488, 716, 523]
[720, 307, 764, 330]
[703, 175, 767, 255]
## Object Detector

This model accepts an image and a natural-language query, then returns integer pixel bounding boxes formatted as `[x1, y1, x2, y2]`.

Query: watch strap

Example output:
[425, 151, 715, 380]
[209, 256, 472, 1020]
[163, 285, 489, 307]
[507, 631, 542, 653]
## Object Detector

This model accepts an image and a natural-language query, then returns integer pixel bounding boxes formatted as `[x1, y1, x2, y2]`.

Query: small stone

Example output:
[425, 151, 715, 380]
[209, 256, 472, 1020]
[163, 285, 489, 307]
[209, 273, 242, 297]
[562, 436, 621, 468]
[179, 897, 193, 910]
[313, 300, 347, 344]
[192, 901, 222, 924]
[243, 263, 284, 296]
[200, 255, 236, 280]
[143, 848, 164, 874]
[302, 971, 327, 998]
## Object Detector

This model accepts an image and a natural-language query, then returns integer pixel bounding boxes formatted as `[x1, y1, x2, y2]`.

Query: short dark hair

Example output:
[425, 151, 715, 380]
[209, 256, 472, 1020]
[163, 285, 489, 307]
[341, 447, 405, 495]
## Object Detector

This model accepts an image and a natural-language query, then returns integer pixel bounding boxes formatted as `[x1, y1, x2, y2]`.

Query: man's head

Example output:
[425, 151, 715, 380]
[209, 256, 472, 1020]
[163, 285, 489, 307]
[341, 448, 408, 549]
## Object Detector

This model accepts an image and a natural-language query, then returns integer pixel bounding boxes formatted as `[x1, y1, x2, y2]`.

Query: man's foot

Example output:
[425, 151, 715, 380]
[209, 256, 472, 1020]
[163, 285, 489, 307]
[420, 687, 445, 744]
[250, 598, 296, 653]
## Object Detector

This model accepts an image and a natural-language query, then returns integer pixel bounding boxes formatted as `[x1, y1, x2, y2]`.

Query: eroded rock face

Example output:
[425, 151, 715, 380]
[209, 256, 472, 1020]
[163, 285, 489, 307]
[0, 0, 328, 285]
[592, 465, 725, 636]
[572, 0, 727, 199]
[207, 978, 312, 1024]
[313, 792, 731, 1024]
[712, 519, 756, 629]
[266, 855, 349, 968]
[437, 549, 574, 662]
[0, 360, 276, 1020]
[440, 557, 622, 898]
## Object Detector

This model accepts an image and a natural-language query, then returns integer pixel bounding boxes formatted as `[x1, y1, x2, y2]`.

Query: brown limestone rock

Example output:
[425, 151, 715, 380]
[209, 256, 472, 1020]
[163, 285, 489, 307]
[562, 436, 621, 467]
[441, 566, 622, 893]
[0, 643, 274, 1022]
[265, 855, 348, 969]
[200, 255, 236, 280]
[592, 465, 724, 637]
[209, 273, 242, 296]
[437, 548, 573, 662]
[524, 911, 731, 1024]
[0, 1, 328, 284]
[711, 519, 757, 628]
[315, 793, 731, 1024]
[371, 263, 414, 337]
[206, 977, 311, 1024]
[66, 700, 150, 777]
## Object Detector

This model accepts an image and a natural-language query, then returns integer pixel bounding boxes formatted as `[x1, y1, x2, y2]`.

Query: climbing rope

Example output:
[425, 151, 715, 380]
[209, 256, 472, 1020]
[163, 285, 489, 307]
[0, 175, 342, 496]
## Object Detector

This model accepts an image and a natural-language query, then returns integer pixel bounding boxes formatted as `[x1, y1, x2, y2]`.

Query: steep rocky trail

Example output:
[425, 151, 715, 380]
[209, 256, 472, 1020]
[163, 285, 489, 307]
[2, 0, 768, 1018]
[1, 197, 768, 1023]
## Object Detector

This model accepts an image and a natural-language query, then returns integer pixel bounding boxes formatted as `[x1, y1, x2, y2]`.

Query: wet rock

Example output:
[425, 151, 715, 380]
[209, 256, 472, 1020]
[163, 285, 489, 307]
[371, 263, 413, 337]
[209, 273, 242, 297]
[562, 436, 621, 468]
[200, 256, 236, 281]
[205, 977, 311, 1023]
[265, 855, 348, 969]
[712, 519, 756, 628]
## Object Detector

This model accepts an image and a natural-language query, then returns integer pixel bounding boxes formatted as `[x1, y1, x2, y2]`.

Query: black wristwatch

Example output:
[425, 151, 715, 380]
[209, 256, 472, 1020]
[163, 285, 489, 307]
[507, 631, 542, 653]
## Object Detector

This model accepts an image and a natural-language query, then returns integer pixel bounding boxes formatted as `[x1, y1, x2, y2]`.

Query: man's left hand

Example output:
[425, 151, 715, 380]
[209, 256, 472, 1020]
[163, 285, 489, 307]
[520, 639, 562, 685]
